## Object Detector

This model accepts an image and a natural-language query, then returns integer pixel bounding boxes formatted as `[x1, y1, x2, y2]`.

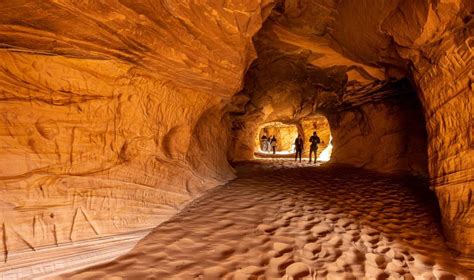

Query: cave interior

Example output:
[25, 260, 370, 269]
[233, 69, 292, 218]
[0, 0, 473, 278]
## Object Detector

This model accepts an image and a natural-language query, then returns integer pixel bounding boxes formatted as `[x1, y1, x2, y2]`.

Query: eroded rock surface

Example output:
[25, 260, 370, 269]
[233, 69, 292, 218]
[59, 162, 473, 279]
[0, 0, 472, 272]
[0, 0, 274, 262]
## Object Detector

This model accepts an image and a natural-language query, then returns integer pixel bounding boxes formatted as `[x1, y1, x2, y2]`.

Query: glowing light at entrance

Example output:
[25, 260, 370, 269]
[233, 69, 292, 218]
[317, 136, 333, 162]
[255, 122, 298, 154]
[254, 116, 333, 161]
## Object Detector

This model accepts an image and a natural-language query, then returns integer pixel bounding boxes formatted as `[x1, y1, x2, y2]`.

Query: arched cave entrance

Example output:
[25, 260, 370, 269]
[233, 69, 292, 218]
[253, 115, 333, 162]
[255, 122, 298, 155]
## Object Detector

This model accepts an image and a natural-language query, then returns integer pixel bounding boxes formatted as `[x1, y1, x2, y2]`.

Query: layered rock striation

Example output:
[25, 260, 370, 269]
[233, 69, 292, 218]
[0, 0, 472, 268]
[0, 0, 274, 262]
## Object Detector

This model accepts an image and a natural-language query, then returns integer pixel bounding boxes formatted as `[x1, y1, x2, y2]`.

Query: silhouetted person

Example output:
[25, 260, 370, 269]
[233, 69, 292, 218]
[309, 131, 320, 163]
[270, 136, 277, 154]
[294, 134, 303, 162]
[261, 134, 268, 151]
[266, 136, 272, 152]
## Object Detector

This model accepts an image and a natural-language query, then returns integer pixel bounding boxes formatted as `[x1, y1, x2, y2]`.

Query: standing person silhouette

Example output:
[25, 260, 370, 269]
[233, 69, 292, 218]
[267, 135, 273, 152]
[294, 134, 304, 162]
[271, 136, 277, 154]
[309, 131, 320, 163]
[261, 134, 268, 151]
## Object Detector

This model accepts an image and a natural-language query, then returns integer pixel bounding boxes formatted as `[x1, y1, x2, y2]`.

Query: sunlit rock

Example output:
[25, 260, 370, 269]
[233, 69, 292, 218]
[0, 0, 472, 277]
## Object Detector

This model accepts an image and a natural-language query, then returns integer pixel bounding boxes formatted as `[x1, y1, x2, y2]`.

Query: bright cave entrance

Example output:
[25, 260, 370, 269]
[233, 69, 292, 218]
[254, 115, 333, 162]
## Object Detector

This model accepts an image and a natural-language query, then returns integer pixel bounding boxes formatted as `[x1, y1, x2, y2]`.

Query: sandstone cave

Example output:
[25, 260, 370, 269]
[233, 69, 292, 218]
[253, 117, 332, 161]
[0, 0, 473, 279]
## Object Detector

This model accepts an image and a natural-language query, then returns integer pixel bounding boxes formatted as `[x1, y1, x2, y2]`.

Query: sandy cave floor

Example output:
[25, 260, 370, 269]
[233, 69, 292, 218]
[60, 160, 473, 279]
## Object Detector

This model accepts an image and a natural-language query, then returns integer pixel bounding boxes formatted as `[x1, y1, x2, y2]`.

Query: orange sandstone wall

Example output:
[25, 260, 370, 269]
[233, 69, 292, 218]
[329, 96, 428, 176]
[411, 32, 473, 255]
[381, 0, 474, 254]
[0, 53, 232, 256]
[0, 0, 274, 258]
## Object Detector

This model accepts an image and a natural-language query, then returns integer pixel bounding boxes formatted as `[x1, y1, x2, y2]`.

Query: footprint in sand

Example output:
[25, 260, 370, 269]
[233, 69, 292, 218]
[268, 253, 293, 277]
[326, 213, 339, 222]
[217, 219, 235, 228]
[202, 266, 228, 279]
[336, 218, 352, 228]
[295, 235, 317, 248]
[360, 233, 380, 245]
[257, 223, 278, 234]
[302, 214, 315, 221]
[326, 235, 343, 247]
[342, 247, 365, 263]
[311, 222, 332, 236]
[273, 242, 293, 256]
[366, 253, 389, 269]
[303, 242, 322, 259]
[386, 261, 406, 275]
[282, 211, 303, 221]
[321, 244, 342, 262]
[210, 244, 235, 260]
[284, 262, 311, 279]
[296, 220, 317, 230]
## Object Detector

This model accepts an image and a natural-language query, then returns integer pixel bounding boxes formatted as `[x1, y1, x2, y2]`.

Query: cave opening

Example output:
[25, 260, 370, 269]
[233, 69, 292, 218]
[0, 0, 473, 278]
[255, 122, 298, 156]
[300, 115, 333, 162]
[252, 115, 334, 162]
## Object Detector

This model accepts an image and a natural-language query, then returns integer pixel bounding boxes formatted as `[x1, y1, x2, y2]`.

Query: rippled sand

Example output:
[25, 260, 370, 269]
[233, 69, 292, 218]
[59, 160, 473, 279]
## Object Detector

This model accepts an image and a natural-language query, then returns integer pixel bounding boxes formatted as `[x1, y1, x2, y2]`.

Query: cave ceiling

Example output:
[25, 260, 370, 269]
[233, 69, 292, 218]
[1, 0, 467, 110]
[230, 0, 433, 126]
[1, 0, 469, 128]
[0, 0, 275, 97]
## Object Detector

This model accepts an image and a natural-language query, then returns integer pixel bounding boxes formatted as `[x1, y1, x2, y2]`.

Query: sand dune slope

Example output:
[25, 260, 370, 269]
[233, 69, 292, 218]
[60, 161, 473, 279]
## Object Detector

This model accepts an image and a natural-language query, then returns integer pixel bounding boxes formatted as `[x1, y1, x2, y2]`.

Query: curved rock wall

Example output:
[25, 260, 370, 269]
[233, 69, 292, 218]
[329, 95, 428, 176]
[381, 0, 474, 255]
[0, 0, 472, 262]
[0, 52, 231, 256]
[0, 0, 274, 259]
[401, 18, 473, 255]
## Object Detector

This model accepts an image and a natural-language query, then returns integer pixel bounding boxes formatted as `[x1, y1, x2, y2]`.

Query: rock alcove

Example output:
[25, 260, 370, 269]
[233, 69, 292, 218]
[0, 0, 473, 278]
